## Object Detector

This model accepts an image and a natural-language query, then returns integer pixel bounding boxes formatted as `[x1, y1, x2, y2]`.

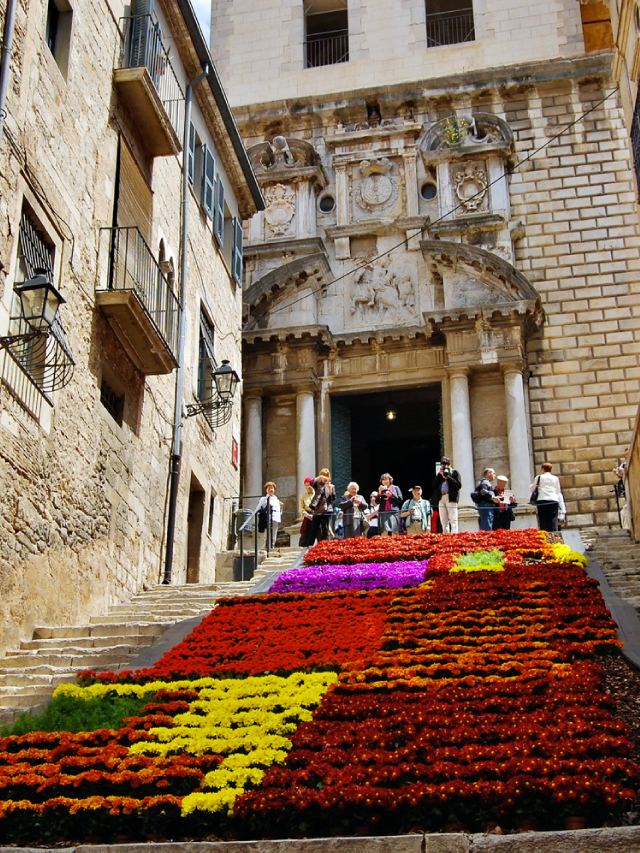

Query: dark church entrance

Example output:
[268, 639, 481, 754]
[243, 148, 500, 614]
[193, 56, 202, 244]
[331, 386, 442, 501]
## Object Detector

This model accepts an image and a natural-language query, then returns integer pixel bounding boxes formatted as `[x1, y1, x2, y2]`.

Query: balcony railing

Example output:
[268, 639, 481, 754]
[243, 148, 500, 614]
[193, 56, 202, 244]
[305, 29, 349, 68]
[426, 10, 475, 47]
[116, 13, 184, 152]
[98, 226, 179, 374]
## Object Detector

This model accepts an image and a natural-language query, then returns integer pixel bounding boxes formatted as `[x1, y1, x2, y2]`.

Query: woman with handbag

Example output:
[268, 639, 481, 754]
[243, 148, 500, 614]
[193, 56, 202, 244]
[530, 462, 564, 532]
[309, 468, 336, 543]
[256, 482, 284, 549]
[375, 473, 403, 536]
[299, 477, 315, 547]
[340, 482, 368, 538]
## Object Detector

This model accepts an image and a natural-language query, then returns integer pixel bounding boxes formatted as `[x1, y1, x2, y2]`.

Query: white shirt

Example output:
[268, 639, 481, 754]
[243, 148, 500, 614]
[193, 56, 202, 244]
[531, 472, 563, 506]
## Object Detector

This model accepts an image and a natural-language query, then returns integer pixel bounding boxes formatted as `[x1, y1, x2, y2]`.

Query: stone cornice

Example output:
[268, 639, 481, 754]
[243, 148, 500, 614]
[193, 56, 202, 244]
[229, 55, 614, 125]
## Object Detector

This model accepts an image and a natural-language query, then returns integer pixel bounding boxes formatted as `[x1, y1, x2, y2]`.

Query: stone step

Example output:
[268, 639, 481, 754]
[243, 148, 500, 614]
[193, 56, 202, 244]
[0, 692, 57, 709]
[21, 633, 159, 651]
[88, 614, 175, 625]
[0, 670, 83, 688]
[0, 649, 139, 669]
[34, 622, 165, 640]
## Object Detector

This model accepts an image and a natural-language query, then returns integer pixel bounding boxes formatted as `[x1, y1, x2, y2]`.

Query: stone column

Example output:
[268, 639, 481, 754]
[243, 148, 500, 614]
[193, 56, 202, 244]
[403, 151, 419, 217]
[334, 163, 350, 259]
[502, 364, 532, 500]
[296, 388, 316, 488]
[449, 369, 475, 505]
[244, 395, 263, 507]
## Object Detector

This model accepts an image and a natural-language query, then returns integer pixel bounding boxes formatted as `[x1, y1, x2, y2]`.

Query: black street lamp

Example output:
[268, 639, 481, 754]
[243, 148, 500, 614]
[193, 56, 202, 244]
[14, 269, 65, 331]
[185, 359, 240, 424]
[213, 359, 239, 401]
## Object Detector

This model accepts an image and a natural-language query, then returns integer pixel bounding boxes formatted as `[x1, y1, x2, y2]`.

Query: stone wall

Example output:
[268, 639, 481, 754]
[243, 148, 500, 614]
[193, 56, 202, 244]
[212, 0, 585, 108]
[0, 0, 250, 655]
[234, 54, 640, 526]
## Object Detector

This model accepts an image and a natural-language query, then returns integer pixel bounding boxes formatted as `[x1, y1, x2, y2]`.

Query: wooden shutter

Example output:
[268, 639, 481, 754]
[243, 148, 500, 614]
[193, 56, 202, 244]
[214, 175, 225, 245]
[117, 139, 153, 243]
[201, 147, 215, 218]
[232, 217, 243, 286]
[187, 122, 196, 185]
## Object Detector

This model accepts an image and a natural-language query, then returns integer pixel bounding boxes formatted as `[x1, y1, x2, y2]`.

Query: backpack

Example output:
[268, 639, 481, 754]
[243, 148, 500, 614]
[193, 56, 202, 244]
[470, 488, 483, 505]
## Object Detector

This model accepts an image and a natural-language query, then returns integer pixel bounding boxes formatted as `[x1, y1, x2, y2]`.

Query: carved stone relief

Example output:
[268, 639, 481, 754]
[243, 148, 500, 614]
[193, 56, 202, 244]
[349, 257, 417, 326]
[453, 162, 488, 213]
[264, 183, 296, 237]
[354, 158, 399, 213]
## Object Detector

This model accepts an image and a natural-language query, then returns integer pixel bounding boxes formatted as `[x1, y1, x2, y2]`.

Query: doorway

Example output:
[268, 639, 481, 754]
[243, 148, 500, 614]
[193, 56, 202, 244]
[331, 386, 442, 501]
[186, 474, 205, 584]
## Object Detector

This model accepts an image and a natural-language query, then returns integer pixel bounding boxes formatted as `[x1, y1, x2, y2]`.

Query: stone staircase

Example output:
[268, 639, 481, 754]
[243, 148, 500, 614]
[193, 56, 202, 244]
[251, 546, 304, 583]
[580, 527, 640, 611]
[0, 554, 292, 726]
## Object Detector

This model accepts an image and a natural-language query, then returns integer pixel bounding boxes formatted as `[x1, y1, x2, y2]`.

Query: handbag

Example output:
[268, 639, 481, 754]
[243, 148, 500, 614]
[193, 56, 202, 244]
[529, 476, 541, 507]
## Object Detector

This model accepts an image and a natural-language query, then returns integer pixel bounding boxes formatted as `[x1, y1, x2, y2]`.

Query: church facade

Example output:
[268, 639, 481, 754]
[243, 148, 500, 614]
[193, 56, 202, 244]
[212, 0, 640, 526]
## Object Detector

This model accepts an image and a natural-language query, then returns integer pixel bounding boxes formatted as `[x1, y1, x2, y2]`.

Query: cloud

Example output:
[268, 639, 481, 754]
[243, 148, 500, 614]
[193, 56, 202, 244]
[191, 0, 211, 41]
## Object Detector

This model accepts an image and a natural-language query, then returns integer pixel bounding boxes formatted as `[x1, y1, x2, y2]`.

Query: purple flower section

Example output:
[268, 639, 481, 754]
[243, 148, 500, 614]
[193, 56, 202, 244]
[271, 560, 428, 594]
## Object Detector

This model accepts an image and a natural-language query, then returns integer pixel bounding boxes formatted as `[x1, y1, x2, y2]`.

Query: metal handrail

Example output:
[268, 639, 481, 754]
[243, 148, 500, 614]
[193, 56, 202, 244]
[103, 225, 180, 358]
[304, 30, 349, 68]
[426, 10, 475, 47]
[118, 13, 185, 137]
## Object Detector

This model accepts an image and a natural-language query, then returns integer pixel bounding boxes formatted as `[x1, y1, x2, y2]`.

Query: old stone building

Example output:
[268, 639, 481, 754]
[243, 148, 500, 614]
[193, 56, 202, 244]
[0, 0, 262, 654]
[210, 0, 640, 529]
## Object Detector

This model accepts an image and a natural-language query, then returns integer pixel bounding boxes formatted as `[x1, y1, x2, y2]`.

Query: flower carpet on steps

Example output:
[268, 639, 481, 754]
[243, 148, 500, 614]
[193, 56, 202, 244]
[0, 529, 638, 842]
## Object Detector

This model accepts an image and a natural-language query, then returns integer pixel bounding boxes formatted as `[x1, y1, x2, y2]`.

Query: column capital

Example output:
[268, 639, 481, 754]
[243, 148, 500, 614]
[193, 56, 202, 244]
[446, 366, 470, 379]
[500, 361, 525, 377]
[294, 384, 316, 398]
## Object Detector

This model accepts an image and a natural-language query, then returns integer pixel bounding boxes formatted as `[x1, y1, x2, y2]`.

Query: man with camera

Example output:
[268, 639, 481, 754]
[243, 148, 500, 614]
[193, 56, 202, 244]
[432, 456, 462, 534]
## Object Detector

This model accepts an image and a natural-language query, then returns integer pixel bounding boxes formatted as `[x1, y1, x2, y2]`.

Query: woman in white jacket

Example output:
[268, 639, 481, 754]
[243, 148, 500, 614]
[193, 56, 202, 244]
[530, 462, 565, 532]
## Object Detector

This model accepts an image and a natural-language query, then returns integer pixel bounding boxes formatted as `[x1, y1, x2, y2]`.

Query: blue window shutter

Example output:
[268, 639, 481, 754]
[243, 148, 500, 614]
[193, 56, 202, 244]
[187, 122, 196, 185]
[201, 147, 215, 217]
[214, 174, 225, 245]
[232, 217, 243, 286]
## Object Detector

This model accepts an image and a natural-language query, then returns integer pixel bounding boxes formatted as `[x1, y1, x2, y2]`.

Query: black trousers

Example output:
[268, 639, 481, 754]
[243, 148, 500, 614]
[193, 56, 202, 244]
[311, 513, 332, 542]
[537, 501, 559, 532]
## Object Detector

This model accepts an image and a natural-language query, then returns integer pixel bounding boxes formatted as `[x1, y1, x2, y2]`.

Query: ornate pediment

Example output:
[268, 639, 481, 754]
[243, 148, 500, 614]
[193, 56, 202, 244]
[243, 251, 332, 330]
[247, 137, 327, 188]
[420, 240, 544, 332]
[421, 113, 514, 163]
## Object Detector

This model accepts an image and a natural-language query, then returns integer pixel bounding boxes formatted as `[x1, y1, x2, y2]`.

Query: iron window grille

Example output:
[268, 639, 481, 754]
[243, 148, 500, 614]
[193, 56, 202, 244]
[632, 94, 640, 192]
[3, 211, 75, 395]
[193, 311, 232, 429]
[426, 6, 475, 47]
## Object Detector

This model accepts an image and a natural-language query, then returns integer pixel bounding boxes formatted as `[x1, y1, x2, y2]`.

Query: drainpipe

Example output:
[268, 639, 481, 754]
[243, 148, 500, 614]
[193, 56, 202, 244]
[0, 0, 18, 141]
[163, 64, 208, 585]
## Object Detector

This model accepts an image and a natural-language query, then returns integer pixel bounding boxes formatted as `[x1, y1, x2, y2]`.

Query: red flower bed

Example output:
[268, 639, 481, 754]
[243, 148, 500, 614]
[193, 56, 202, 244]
[128, 589, 395, 684]
[304, 529, 547, 566]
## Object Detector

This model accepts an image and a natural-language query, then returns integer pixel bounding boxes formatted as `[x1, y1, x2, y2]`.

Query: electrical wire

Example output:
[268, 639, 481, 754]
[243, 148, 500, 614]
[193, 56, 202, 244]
[188, 234, 242, 344]
[263, 86, 620, 319]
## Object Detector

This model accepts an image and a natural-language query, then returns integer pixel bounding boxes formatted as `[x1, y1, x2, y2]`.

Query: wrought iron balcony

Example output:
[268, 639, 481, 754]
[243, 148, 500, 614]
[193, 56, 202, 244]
[426, 9, 475, 47]
[304, 29, 349, 68]
[113, 14, 184, 157]
[97, 227, 179, 375]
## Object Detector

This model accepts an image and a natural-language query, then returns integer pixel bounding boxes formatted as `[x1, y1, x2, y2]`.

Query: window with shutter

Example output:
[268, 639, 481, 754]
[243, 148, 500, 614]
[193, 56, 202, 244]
[232, 217, 243, 286]
[214, 174, 225, 245]
[201, 147, 215, 218]
[187, 122, 196, 185]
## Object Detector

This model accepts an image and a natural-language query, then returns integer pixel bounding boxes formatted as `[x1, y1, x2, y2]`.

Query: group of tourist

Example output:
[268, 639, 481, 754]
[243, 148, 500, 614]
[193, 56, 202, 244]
[256, 457, 567, 549]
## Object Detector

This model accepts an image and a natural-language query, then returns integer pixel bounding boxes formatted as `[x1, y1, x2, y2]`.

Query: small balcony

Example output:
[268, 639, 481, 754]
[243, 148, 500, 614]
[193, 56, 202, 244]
[426, 9, 475, 47]
[113, 14, 184, 157]
[97, 227, 179, 375]
[304, 29, 349, 68]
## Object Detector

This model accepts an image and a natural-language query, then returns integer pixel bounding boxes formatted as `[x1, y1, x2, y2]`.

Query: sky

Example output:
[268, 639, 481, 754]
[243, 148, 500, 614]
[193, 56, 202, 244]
[191, 0, 212, 42]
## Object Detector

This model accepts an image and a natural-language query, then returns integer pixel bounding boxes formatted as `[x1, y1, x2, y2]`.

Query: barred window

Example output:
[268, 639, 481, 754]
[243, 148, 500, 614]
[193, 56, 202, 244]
[425, 1, 475, 48]
[197, 309, 216, 410]
[2, 208, 74, 397]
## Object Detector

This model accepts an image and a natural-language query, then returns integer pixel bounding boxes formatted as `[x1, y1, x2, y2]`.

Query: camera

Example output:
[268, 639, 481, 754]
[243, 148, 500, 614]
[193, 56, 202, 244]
[443, 467, 451, 477]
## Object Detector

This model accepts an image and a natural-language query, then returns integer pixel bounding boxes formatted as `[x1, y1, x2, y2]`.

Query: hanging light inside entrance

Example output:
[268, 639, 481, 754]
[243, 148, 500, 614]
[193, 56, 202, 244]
[386, 408, 396, 420]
